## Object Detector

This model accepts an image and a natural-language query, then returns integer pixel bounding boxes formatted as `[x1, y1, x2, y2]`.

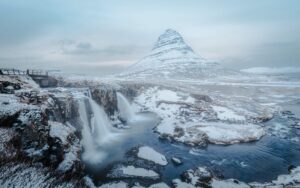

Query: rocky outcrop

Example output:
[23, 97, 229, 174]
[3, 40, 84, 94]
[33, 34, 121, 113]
[175, 165, 300, 188]
[47, 93, 79, 123]
[91, 85, 118, 116]
[0, 75, 84, 177]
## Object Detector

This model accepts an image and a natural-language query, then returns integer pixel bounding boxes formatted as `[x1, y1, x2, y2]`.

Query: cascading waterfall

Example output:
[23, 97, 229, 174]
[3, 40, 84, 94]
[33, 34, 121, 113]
[117, 92, 135, 122]
[77, 99, 100, 162]
[89, 99, 115, 145]
[76, 91, 117, 163]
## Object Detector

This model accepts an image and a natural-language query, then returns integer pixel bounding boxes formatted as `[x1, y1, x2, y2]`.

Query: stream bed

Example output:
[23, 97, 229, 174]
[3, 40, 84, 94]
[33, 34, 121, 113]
[84, 110, 300, 186]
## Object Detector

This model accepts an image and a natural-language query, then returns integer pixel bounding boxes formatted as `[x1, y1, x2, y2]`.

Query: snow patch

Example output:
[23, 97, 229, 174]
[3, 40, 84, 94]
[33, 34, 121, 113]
[212, 105, 246, 122]
[196, 122, 265, 144]
[137, 146, 168, 166]
[49, 121, 76, 145]
[120, 165, 159, 179]
[211, 179, 250, 188]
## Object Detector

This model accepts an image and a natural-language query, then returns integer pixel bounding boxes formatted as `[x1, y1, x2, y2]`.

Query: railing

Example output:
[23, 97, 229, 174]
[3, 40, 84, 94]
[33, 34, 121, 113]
[0, 68, 48, 76]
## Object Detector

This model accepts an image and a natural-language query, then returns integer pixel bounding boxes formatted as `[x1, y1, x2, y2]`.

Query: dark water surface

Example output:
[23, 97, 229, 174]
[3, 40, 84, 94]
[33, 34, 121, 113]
[85, 111, 300, 185]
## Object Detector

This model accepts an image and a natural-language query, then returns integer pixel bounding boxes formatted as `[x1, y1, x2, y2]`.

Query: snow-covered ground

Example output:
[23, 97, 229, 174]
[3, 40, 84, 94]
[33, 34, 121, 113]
[49, 121, 76, 145]
[195, 122, 265, 144]
[133, 86, 266, 145]
[1, 67, 300, 187]
[0, 163, 80, 188]
[171, 165, 300, 188]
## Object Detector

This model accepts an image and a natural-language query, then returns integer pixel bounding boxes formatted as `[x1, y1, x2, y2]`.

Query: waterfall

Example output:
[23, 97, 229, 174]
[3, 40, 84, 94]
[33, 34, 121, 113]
[77, 98, 104, 162]
[89, 99, 114, 145]
[76, 93, 117, 163]
[117, 92, 135, 122]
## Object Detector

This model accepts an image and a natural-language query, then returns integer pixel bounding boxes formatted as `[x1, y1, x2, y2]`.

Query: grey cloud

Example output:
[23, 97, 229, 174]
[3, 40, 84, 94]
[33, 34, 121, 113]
[58, 40, 147, 61]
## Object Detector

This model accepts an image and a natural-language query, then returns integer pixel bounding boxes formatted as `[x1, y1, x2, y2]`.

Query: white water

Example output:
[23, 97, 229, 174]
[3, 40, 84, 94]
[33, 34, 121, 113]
[89, 99, 115, 145]
[117, 92, 135, 122]
[77, 95, 118, 163]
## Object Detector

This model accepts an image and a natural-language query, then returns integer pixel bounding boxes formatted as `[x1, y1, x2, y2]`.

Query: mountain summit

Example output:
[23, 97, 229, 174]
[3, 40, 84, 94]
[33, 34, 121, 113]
[120, 29, 220, 79]
[152, 29, 194, 53]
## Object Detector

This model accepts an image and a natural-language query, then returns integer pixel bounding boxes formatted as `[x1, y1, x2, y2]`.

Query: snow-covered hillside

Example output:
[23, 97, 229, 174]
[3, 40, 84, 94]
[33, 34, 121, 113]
[119, 29, 236, 79]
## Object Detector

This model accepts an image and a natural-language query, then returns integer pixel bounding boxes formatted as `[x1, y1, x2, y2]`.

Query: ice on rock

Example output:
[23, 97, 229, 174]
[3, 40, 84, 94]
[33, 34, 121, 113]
[149, 182, 170, 188]
[57, 139, 80, 172]
[171, 157, 182, 165]
[212, 105, 246, 122]
[0, 128, 14, 153]
[211, 179, 250, 188]
[196, 122, 265, 144]
[272, 166, 300, 185]
[172, 179, 196, 188]
[0, 163, 78, 188]
[137, 146, 168, 166]
[176, 165, 300, 187]
[0, 94, 27, 119]
[49, 121, 76, 145]
[135, 86, 265, 145]
[119, 165, 159, 179]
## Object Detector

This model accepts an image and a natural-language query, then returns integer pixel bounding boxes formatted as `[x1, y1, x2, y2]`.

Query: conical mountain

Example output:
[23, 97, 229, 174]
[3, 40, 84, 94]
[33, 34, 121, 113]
[120, 29, 221, 79]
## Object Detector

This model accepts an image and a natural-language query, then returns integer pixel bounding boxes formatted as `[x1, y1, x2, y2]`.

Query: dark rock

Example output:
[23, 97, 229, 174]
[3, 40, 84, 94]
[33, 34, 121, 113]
[0, 81, 21, 94]
[47, 94, 79, 123]
[0, 111, 20, 127]
[91, 85, 118, 116]
[288, 165, 296, 172]
[181, 166, 213, 187]
[191, 93, 212, 103]
[173, 126, 185, 138]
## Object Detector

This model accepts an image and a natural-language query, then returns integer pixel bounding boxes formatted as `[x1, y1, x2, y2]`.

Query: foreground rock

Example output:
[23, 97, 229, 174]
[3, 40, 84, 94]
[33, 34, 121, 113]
[173, 166, 300, 188]
[0, 75, 85, 183]
[0, 162, 83, 187]
[195, 122, 265, 144]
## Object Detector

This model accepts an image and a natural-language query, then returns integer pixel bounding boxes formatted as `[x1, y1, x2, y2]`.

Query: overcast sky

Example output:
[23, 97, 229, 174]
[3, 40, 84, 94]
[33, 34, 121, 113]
[0, 0, 299, 76]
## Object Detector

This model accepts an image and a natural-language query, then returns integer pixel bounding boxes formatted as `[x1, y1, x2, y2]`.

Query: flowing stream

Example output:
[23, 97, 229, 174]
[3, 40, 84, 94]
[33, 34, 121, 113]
[72, 89, 300, 185]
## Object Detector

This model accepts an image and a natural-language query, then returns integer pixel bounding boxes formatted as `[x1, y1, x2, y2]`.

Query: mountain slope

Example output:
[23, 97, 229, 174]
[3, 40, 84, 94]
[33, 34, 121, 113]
[119, 29, 234, 79]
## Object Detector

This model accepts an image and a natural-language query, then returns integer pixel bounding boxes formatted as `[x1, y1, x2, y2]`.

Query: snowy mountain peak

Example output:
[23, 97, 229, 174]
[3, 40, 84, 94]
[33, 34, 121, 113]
[152, 29, 193, 52]
[119, 29, 226, 79]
